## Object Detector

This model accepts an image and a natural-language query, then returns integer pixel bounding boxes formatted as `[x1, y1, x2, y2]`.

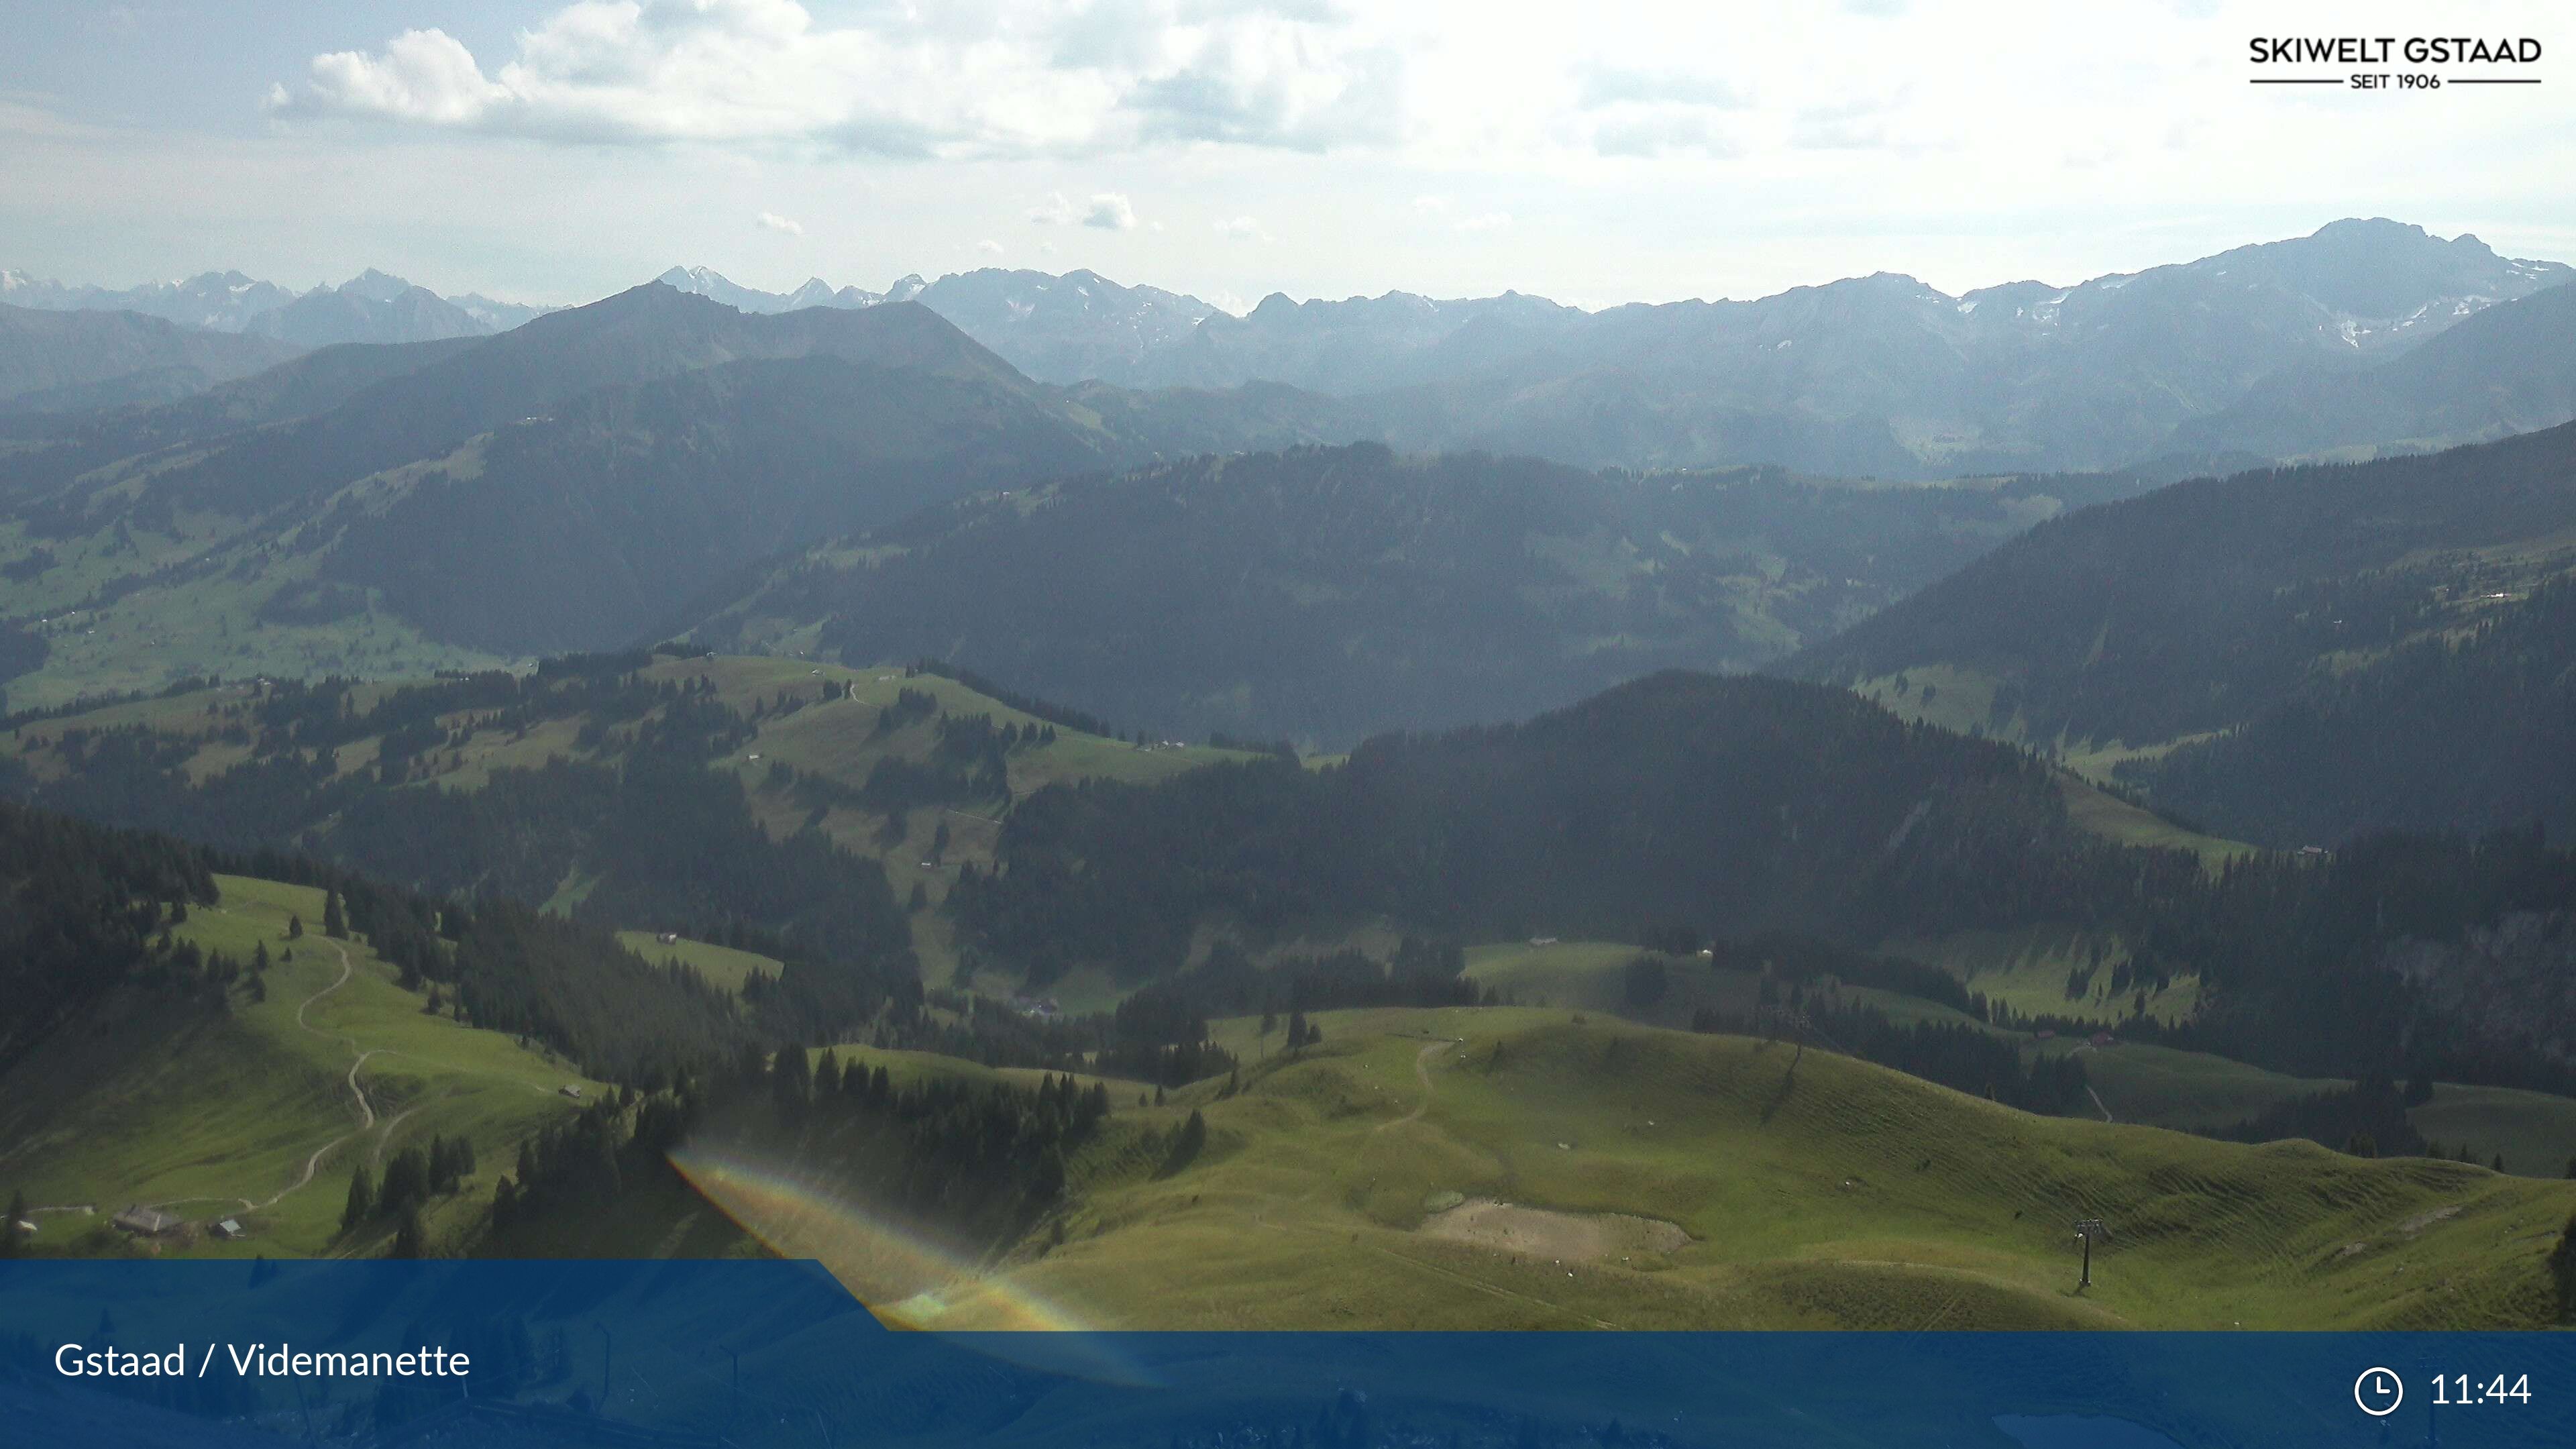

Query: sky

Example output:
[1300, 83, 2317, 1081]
[1, 1, 2569, 313]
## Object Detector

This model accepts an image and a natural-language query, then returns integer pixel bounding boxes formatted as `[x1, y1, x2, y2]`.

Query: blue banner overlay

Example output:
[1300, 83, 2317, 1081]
[0, 1259, 2567, 1446]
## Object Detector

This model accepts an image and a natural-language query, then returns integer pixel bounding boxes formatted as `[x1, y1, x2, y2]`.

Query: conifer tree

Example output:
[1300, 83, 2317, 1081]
[341, 1165, 376, 1231]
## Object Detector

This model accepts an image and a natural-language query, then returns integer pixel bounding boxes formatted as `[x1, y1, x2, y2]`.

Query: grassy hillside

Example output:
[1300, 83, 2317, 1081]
[733, 1006, 2576, 1330]
[2414, 1084, 2576, 1178]
[2051, 772, 2253, 868]
[1884, 924, 2200, 1028]
[1470, 936, 2576, 1178]
[0, 873, 717, 1259]
[677, 655, 1254, 987]
[616, 930, 783, 994]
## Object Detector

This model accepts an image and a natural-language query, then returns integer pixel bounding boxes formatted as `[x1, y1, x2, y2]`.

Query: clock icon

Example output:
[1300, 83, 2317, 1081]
[2355, 1367, 2405, 1417]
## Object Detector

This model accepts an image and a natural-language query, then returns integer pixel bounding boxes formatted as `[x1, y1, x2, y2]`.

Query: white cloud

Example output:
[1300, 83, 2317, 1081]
[1572, 64, 1741, 111]
[1566, 58, 1746, 157]
[281, 28, 507, 127]
[977, 238, 1006, 255]
[1590, 110, 1739, 158]
[1082, 193, 1138, 230]
[1215, 215, 1270, 241]
[755, 210, 803, 236]
[27, 0, 2549, 315]
[1452, 211, 1511, 233]
[1126, 19, 1406, 150]
[1789, 101, 1896, 152]
[274, 0, 1407, 158]
[1028, 190, 1138, 229]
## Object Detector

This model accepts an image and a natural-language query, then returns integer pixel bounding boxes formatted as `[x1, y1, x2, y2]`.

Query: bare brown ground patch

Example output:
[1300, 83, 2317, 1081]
[1417, 1198, 1689, 1264]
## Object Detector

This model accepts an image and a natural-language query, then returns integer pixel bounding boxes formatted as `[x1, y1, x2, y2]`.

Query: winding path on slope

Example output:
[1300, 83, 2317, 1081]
[2066, 1042, 2116, 1123]
[142, 930, 575, 1229]
[1373, 1037, 1462, 1134]
[158, 942, 380, 1215]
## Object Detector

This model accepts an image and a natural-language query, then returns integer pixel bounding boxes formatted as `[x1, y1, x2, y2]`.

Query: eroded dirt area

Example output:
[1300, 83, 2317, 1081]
[1418, 1197, 1689, 1263]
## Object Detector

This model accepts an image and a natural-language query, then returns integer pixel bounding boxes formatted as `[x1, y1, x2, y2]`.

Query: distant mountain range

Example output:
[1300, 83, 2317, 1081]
[655, 264, 1216, 383]
[3, 217, 2573, 743]
[0, 267, 551, 354]
[647, 219, 2576, 477]
[0, 277, 2194, 723]
[653, 264, 902, 314]
[12, 218, 2567, 472]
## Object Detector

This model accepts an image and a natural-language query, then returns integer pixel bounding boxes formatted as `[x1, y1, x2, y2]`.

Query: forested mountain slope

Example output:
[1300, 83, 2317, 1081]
[687, 443, 2156, 744]
[0, 651, 1258, 1003]
[952, 669, 2576, 1095]
[921, 220, 2572, 478]
[955, 670, 2199, 981]
[0, 287, 1358, 704]
[0, 304, 301, 414]
[0, 335, 486, 496]
[1782, 423, 2576, 789]
[2132, 580, 2576, 845]
[308, 354, 1130, 655]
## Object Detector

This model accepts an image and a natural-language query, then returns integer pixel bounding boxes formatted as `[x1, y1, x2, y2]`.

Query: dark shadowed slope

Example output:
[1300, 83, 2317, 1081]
[0, 304, 302, 414]
[0, 335, 486, 499]
[1782, 423, 2576, 842]
[317, 354, 1128, 654]
[2130, 580, 2576, 846]
[1786, 423, 2576, 745]
[684, 443, 2159, 744]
